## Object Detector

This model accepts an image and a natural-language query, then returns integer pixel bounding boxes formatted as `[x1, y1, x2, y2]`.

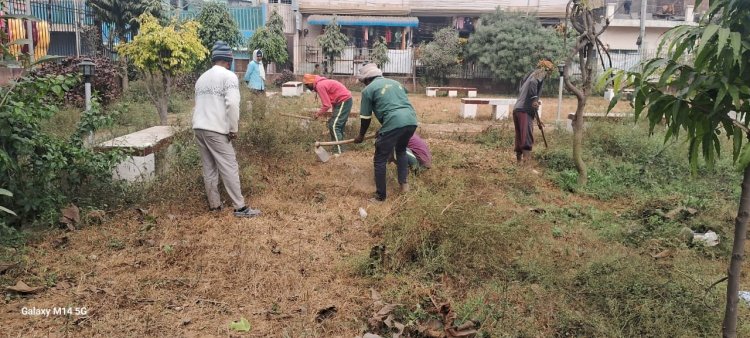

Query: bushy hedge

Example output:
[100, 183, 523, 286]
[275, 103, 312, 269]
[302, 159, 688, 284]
[33, 56, 122, 106]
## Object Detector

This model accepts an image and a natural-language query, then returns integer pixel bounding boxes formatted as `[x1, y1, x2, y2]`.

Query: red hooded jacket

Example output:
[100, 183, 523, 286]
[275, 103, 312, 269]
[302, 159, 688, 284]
[313, 76, 352, 115]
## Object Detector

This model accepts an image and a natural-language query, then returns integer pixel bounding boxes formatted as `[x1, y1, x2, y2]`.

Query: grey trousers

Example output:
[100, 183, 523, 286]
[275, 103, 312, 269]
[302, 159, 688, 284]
[194, 129, 245, 209]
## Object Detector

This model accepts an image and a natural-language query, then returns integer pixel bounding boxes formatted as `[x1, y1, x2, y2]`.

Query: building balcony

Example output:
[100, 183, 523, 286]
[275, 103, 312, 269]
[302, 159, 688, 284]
[604, 0, 698, 27]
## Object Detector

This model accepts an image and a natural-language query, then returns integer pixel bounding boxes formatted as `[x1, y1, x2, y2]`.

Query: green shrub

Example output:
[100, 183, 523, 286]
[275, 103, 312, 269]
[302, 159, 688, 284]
[0, 75, 124, 226]
[32, 56, 122, 106]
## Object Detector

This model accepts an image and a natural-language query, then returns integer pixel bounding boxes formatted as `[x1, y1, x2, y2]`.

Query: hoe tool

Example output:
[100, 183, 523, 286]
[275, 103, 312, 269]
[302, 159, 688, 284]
[314, 134, 375, 162]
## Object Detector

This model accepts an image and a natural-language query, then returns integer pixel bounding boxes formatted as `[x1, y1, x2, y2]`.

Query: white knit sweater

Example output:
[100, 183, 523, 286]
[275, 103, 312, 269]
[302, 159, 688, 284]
[192, 65, 241, 134]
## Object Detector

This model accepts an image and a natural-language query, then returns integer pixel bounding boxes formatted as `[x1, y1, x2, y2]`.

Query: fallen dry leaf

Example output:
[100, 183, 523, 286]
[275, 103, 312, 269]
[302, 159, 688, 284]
[370, 287, 385, 309]
[384, 314, 405, 337]
[315, 305, 337, 322]
[528, 207, 546, 214]
[6, 280, 43, 294]
[54, 281, 72, 290]
[268, 239, 281, 254]
[0, 262, 16, 274]
[59, 204, 80, 229]
[52, 235, 69, 249]
[375, 304, 399, 319]
[418, 319, 445, 338]
[651, 249, 672, 259]
[429, 300, 480, 338]
[86, 210, 106, 224]
[447, 320, 479, 338]
[362, 334, 383, 338]
[664, 206, 698, 220]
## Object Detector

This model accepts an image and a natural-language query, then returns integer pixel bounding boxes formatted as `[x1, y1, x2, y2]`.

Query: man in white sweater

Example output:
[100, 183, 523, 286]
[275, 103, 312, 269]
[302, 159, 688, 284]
[193, 41, 261, 218]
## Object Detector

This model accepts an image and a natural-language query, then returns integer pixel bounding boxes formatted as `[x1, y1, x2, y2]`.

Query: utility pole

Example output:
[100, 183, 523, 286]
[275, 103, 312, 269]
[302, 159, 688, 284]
[25, 0, 35, 63]
[73, 0, 81, 57]
[638, 0, 647, 58]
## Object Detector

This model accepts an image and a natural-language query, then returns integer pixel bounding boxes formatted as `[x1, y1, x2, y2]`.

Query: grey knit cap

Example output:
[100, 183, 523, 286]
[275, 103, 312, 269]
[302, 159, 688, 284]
[357, 62, 383, 80]
[211, 41, 233, 62]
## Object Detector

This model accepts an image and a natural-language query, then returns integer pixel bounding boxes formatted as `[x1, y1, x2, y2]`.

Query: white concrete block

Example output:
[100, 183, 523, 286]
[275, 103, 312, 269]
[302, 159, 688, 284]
[604, 88, 615, 101]
[448, 90, 458, 98]
[460, 103, 477, 119]
[426, 89, 437, 97]
[467, 90, 477, 98]
[113, 154, 155, 182]
[97, 125, 186, 183]
[281, 81, 303, 97]
[492, 105, 510, 120]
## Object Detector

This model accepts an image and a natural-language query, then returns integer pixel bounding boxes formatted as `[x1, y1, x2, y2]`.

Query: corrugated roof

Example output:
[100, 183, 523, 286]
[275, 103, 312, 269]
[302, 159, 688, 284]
[308, 15, 419, 27]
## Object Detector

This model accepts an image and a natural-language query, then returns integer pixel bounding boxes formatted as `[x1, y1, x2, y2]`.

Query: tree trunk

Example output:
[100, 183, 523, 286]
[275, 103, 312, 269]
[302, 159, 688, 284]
[157, 75, 172, 125]
[572, 94, 587, 185]
[119, 34, 129, 93]
[574, 42, 597, 186]
[723, 164, 750, 338]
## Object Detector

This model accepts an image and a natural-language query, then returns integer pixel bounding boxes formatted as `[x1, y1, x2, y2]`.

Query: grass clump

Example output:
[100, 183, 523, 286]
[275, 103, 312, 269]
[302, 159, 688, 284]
[571, 254, 721, 337]
[379, 167, 529, 282]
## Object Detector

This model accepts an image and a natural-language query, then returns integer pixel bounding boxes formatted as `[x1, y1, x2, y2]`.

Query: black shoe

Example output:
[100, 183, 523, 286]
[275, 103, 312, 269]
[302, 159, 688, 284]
[369, 193, 385, 203]
[234, 206, 262, 218]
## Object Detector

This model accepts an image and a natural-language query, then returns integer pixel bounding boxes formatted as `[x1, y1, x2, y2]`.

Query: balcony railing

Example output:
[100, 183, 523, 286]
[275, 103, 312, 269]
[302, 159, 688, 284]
[605, 0, 696, 22]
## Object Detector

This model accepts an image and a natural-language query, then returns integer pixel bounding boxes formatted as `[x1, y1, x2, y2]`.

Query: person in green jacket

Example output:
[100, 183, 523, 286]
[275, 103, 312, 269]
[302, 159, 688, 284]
[354, 63, 418, 202]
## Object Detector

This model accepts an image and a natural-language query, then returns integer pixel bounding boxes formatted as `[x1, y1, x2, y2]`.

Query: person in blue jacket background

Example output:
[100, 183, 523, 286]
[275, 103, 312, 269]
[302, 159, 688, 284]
[243, 49, 266, 114]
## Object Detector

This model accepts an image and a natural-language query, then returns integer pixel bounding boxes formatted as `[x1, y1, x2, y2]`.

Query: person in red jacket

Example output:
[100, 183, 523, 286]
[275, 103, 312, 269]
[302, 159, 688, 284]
[303, 74, 353, 155]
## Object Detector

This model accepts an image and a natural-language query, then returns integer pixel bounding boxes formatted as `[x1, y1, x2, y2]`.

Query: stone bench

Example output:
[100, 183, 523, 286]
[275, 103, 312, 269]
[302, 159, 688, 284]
[426, 86, 478, 98]
[281, 81, 304, 97]
[621, 88, 635, 101]
[96, 126, 187, 182]
[459, 98, 518, 120]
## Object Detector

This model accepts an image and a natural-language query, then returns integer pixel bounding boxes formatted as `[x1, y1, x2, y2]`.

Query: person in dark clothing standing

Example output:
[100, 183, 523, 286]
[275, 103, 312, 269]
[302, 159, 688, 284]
[513, 59, 553, 164]
[354, 63, 418, 202]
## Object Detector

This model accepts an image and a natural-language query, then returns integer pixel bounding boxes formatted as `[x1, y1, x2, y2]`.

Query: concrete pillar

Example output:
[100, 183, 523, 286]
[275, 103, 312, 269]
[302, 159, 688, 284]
[293, 30, 300, 74]
[460, 103, 477, 119]
[493, 105, 510, 120]
[448, 90, 458, 97]
[606, 3, 616, 18]
[604, 88, 615, 100]
[685, 5, 694, 22]
[401, 27, 406, 50]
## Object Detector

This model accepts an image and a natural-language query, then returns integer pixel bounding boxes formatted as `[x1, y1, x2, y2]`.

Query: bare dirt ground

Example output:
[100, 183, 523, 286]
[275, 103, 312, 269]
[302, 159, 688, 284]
[1, 148, 393, 337]
[0, 92, 654, 337]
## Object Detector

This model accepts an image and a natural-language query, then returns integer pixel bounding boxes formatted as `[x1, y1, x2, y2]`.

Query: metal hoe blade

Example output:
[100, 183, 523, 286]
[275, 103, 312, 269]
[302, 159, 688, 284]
[314, 145, 331, 163]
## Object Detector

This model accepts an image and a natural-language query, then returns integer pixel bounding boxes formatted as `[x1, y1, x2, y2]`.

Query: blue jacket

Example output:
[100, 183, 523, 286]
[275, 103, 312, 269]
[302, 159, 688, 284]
[244, 61, 265, 91]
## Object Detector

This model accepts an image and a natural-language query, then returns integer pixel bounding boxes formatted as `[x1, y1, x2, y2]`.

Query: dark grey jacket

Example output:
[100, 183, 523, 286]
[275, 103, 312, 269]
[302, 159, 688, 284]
[514, 74, 544, 115]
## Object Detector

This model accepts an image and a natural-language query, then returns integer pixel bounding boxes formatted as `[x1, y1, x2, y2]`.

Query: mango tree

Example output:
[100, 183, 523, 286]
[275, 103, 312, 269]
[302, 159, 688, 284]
[564, 0, 611, 186]
[608, 0, 749, 336]
[317, 17, 348, 75]
[370, 37, 390, 69]
[248, 10, 288, 69]
[118, 14, 207, 125]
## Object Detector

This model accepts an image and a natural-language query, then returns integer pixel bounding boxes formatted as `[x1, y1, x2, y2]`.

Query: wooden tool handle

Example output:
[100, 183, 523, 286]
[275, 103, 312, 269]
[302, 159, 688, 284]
[315, 133, 375, 146]
[279, 112, 313, 120]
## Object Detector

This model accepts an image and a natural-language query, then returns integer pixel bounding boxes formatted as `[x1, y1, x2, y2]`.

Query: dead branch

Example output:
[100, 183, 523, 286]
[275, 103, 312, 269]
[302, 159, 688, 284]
[195, 298, 229, 307]
[596, 38, 613, 69]
[704, 276, 728, 311]
[597, 18, 611, 37]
